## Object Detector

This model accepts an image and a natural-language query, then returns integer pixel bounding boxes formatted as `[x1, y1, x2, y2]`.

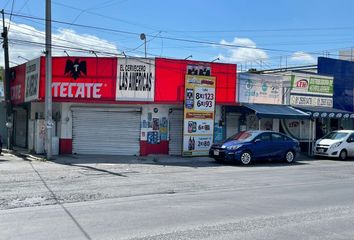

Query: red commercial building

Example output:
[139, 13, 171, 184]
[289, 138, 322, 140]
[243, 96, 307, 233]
[9, 56, 237, 156]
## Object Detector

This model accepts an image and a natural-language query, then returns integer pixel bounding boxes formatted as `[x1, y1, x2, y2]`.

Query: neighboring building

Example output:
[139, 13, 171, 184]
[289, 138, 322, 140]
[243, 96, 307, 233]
[9, 56, 237, 156]
[0, 80, 7, 145]
[224, 72, 310, 141]
[339, 49, 354, 61]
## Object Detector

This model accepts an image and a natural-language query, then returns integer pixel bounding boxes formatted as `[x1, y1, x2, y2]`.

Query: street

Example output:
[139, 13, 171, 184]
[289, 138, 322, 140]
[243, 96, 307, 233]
[1, 153, 354, 240]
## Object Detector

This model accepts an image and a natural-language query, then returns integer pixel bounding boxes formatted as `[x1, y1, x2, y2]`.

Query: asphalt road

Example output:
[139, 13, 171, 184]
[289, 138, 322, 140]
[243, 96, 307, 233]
[1, 152, 354, 240]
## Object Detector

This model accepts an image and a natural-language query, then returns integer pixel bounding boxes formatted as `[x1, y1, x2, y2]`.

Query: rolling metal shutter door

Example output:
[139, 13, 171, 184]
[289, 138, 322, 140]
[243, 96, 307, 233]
[169, 109, 183, 155]
[72, 109, 140, 155]
[14, 109, 27, 148]
[226, 112, 240, 138]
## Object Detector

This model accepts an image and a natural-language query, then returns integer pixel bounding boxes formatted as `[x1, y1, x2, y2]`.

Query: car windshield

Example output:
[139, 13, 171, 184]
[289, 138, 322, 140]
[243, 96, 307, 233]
[322, 132, 348, 140]
[226, 131, 258, 142]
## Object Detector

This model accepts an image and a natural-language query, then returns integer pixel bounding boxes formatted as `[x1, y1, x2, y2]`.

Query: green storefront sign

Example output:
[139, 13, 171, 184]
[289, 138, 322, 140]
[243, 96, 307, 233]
[291, 75, 333, 94]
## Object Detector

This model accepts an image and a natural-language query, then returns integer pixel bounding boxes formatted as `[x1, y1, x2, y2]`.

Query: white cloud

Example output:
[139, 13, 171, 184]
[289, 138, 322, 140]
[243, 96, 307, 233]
[1, 20, 119, 67]
[217, 37, 268, 63]
[290, 51, 316, 64]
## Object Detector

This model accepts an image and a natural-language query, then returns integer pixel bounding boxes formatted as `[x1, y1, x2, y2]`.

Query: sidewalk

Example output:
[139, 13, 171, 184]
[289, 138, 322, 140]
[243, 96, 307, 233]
[2, 146, 315, 165]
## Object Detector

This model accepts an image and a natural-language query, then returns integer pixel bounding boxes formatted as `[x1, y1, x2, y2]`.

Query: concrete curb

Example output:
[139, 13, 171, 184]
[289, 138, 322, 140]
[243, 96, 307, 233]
[2, 148, 47, 161]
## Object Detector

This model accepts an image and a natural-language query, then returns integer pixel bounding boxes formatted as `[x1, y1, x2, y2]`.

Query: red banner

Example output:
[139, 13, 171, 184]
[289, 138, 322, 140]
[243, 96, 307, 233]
[155, 58, 237, 104]
[10, 64, 26, 105]
[39, 57, 117, 102]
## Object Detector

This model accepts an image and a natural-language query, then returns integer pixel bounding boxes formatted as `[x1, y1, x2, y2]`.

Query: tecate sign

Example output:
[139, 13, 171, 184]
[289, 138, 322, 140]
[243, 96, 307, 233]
[116, 58, 155, 101]
[48, 57, 117, 101]
[52, 82, 103, 98]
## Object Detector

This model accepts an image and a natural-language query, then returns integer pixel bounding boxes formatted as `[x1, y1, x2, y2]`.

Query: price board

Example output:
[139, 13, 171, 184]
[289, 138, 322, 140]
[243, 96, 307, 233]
[183, 75, 216, 156]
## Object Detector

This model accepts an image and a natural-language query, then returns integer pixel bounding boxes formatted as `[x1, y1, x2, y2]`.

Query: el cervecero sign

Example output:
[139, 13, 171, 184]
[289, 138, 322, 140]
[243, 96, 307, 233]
[116, 58, 155, 101]
[118, 64, 152, 91]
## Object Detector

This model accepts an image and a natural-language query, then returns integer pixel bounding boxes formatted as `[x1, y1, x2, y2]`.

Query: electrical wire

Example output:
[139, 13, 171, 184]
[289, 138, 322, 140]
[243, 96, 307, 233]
[7, 0, 15, 30]
[4, 11, 354, 72]
[3, 11, 297, 53]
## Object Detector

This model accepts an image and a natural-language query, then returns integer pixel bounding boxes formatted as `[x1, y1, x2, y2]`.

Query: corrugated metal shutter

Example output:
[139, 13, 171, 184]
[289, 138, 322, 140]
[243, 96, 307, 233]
[169, 109, 183, 155]
[72, 108, 140, 155]
[226, 112, 240, 138]
[14, 109, 27, 148]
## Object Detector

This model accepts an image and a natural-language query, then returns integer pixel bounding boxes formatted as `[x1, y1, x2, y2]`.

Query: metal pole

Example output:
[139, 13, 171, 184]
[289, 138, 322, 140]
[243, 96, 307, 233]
[2, 9, 13, 150]
[144, 38, 146, 58]
[45, 0, 52, 159]
[308, 120, 311, 156]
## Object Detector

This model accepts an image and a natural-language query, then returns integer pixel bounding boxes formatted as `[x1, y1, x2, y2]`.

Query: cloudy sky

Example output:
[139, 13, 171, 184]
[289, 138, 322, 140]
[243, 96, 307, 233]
[1, 0, 354, 70]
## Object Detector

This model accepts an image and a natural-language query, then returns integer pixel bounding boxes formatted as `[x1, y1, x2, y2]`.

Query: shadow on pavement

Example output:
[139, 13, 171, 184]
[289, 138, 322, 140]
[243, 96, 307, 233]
[63, 163, 129, 177]
[215, 159, 309, 167]
[51, 154, 220, 168]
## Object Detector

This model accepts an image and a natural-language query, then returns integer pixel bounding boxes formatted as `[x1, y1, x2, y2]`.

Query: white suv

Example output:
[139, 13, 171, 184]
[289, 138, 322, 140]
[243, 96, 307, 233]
[314, 130, 354, 160]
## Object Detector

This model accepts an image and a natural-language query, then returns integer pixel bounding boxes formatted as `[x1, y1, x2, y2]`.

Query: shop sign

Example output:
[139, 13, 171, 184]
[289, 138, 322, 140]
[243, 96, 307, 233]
[183, 75, 216, 156]
[116, 58, 155, 101]
[291, 74, 333, 95]
[290, 95, 333, 107]
[10, 63, 26, 105]
[238, 73, 284, 104]
[43, 57, 117, 101]
[24, 58, 40, 102]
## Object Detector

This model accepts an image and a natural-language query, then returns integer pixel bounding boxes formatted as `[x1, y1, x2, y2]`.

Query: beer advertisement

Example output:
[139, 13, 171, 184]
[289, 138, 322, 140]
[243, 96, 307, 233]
[183, 75, 216, 156]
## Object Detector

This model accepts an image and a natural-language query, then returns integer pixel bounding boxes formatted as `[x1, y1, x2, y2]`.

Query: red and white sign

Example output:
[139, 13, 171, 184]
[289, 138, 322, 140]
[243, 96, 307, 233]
[39, 57, 117, 101]
[116, 58, 155, 101]
[10, 63, 26, 105]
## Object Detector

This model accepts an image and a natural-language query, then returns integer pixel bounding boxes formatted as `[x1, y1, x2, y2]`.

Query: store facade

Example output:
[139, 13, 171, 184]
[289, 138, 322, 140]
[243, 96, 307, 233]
[285, 71, 352, 151]
[224, 73, 310, 140]
[9, 56, 237, 156]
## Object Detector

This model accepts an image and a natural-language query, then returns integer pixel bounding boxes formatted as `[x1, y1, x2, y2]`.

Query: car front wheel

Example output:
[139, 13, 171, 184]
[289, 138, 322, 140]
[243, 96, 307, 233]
[240, 151, 252, 165]
[284, 150, 295, 163]
[339, 150, 347, 160]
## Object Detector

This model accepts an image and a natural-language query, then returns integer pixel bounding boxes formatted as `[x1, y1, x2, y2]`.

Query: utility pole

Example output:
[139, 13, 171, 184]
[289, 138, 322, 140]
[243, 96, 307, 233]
[1, 9, 13, 150]
[45, 0, 53, 159]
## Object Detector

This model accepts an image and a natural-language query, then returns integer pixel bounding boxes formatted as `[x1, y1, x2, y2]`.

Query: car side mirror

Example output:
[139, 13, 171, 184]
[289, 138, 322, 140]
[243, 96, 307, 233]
[347, 138, 354, 143]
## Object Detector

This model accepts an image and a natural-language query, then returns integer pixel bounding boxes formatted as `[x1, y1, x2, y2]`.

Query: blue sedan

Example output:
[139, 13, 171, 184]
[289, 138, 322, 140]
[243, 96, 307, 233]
[209, 130, 300, 165]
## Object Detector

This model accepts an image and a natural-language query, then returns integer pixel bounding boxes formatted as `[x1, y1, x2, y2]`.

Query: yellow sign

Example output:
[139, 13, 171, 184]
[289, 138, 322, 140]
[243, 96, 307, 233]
[183, 75, 216, 156]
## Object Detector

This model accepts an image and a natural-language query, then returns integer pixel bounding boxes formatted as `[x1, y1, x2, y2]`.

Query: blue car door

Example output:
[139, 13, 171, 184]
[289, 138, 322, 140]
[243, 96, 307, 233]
[252, 133, 274, 159]
[271, 133, 287, 158]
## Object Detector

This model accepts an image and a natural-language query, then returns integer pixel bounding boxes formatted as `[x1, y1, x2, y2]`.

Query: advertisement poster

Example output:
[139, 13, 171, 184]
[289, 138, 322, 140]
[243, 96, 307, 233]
[116, 58, 155, 101]
[25, 58, 40, 102]
[238, 73, 284, 104]
[183, 75, 216, 156]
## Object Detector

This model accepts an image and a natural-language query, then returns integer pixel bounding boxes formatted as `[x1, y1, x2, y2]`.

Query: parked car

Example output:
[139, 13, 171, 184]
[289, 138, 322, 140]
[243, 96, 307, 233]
[209, 130, 300, 165]
[314, 130, 354, 160]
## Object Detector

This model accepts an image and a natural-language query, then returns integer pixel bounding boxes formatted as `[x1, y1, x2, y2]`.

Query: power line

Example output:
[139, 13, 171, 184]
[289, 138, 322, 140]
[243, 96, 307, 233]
[7, 0, 15, 30]
[3, 11, 297, 54]
[5, 11, 354, 71]
[52, 1, 158, 32]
